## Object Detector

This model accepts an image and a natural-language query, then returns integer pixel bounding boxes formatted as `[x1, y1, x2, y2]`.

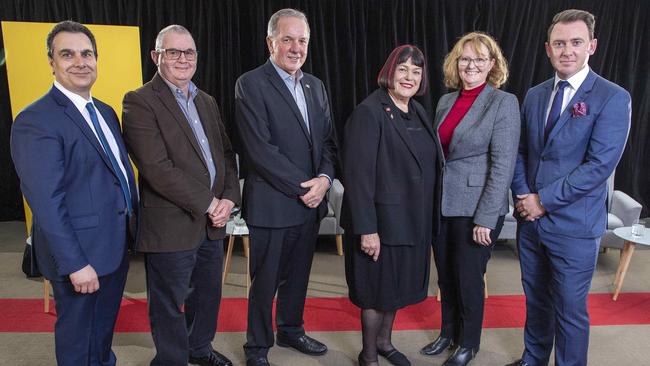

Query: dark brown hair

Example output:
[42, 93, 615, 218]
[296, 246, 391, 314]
[377, 45, 428, 96]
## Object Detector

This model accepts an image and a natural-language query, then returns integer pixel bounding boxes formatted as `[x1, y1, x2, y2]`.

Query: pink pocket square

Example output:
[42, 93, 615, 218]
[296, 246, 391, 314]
[571, 102, 587, 117]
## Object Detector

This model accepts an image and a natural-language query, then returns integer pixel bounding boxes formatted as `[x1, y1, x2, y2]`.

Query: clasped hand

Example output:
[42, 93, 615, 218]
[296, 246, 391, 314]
[208, 198, 235, 227]
[300, 176, 330, 208]
[515, 193, 546, 221]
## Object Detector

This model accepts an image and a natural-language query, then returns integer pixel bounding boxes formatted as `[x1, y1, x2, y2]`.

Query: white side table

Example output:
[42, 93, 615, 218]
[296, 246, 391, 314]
[611, 227, 650, 300]
[223, 217, 251, 292]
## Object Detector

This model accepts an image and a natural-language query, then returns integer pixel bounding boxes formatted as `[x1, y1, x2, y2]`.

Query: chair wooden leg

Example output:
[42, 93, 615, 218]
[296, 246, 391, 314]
[243, 236, 249, 258]
[243, 236, 251, 294]
[43, 279, 50, 313]
[484, 273, 488, 299]
[335, 234, 343, 256]
[613, 241, 636, 301]
[222, 235, 235, 285]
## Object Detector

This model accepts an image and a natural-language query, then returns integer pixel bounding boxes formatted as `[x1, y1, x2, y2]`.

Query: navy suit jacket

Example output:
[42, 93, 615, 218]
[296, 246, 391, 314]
[511, 70, 630, 239]
[234, 60, 337, 228]
[11, 86, 137, 281]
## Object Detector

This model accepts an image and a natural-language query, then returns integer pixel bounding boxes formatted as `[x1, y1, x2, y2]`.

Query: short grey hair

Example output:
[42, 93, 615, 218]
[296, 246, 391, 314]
[155, 24, 193, 50]
[267, 8, 310, 38]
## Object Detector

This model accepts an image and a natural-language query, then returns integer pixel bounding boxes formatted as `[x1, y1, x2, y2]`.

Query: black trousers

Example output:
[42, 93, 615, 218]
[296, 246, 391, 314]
[432, 215, 504, 349]
[145, 237, 224, 366]
[244, 210, 320, 358]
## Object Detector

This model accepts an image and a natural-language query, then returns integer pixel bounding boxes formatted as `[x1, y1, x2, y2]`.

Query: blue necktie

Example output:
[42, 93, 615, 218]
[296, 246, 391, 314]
[85, 102, 133, 213]
[545, 80, 569, 142]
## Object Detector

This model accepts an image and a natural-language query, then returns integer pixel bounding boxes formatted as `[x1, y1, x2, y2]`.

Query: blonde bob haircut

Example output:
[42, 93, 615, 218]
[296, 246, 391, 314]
[443, 32, 509, 90]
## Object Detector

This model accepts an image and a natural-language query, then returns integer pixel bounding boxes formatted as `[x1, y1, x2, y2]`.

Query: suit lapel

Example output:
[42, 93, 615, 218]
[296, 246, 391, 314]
[380, 91, 421, 171]
[545, 71, 597, 144]
[51, 87, 114, 173]
[537, 79, 554, 148]
[264, 62, 312, 142]
[448, 85, 495, 157]
[434, 92, 457, 132]
[301, 78, 318, 169]
[152, 75, 208, 171]
[94, 100, 138, 197]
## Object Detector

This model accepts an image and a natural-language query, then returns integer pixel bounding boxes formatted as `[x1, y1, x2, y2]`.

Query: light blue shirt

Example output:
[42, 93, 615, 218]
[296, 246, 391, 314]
[270, 58, 310, 133]
[161, 74, 216, 187]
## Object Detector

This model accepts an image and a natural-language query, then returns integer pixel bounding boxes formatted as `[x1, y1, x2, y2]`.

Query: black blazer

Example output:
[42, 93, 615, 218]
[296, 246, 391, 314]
[342, 89, 442, 246]
[234, 60, 337, 228]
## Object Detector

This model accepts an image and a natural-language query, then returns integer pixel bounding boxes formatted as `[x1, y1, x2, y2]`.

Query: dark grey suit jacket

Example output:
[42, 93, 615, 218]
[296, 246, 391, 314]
[435, 84, 520, 229]
[234, 60, 337, 228]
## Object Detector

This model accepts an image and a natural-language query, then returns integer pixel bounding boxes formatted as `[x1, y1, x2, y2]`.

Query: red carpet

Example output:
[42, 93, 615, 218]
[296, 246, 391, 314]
[2, 293, 650, 332]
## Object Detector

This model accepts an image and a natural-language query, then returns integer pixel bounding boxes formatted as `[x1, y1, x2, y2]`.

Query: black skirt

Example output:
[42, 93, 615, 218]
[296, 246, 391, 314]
[344, 234, 431, 311]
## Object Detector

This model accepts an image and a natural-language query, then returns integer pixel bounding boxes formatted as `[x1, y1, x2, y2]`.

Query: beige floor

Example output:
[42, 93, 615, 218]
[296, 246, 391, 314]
[1, 220, 649, 365]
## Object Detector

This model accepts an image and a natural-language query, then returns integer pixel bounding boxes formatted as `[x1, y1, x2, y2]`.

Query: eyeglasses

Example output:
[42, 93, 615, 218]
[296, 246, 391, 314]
[157, 48, 197, 61]
[458, 57, 490, 67]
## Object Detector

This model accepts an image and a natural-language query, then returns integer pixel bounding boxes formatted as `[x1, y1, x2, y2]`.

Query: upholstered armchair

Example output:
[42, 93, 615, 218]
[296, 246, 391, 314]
[318, 179, 344, 255]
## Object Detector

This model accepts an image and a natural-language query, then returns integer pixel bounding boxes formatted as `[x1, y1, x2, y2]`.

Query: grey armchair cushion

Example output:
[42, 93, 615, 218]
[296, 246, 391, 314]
[602, 189, 643, 250]
[319, 179, 345, 235]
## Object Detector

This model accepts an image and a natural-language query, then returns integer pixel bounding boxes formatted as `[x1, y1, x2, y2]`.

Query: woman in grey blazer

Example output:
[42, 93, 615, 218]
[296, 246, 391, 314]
[420, 32, 520, 366]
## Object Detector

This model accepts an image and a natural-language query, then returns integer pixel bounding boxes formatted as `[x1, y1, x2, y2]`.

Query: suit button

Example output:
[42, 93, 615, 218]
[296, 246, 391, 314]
[541, 156, 547, 161]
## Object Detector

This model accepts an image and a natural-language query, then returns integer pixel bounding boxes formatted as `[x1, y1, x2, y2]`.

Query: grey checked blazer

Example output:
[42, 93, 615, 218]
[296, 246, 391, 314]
[435, 84, 520, 229]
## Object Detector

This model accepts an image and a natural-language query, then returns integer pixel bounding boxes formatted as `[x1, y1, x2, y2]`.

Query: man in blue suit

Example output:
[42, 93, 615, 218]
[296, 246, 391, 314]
[509, 9, 631, 366]
[10, 21, 137, 366]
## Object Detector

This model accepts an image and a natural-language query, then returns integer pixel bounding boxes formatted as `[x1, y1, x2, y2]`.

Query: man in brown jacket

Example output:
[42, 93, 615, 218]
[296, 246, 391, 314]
[122, 25, 239, 366]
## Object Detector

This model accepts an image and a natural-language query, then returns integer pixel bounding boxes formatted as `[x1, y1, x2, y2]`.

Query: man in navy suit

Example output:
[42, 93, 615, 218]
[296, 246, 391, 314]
[509, 9, 631, 366]
[234, 8, 337, 366]
[10, 21, 137, 366]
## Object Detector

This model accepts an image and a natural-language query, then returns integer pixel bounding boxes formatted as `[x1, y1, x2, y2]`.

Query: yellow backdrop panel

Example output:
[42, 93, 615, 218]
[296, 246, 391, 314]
[1, 21, 143, 234]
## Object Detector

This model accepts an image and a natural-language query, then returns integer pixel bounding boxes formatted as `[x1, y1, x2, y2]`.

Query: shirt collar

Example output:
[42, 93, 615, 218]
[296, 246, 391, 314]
[554, 65, 590, 91]
[53, 80, 93, 112]
[159, 72, 198, 100]
[269, 57, 303, 84]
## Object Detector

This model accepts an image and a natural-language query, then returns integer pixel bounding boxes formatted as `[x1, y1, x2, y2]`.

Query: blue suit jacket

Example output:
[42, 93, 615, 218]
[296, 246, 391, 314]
[11, 86, 138, 281]
[511, 70, 630, 239]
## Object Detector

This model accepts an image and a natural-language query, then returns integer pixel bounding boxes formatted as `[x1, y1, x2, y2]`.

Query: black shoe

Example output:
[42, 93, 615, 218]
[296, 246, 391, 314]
[505, 360, 528, 366]
[189, 350, 233, 366]
[358, 352, 378, 366]
[442, 347, 478, 366]
[378, 348, 411, 366]
[276, 333, 328, 355]
[421, 336, 454, 356]
[246, 356, 270, 366]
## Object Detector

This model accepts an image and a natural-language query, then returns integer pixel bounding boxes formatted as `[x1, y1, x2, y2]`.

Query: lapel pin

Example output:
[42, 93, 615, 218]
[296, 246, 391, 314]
[305, 84, 310, 88]
[385, 107, 394, 119]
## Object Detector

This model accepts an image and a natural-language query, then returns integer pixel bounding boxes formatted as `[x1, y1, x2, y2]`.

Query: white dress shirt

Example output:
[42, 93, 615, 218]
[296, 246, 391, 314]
[544, 65, 590, 126]
[54, 81, 129, 189]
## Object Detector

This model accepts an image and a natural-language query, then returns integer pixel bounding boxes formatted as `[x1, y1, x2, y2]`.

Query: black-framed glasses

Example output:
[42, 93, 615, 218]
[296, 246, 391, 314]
[157, 48, 197, 61]
[458, 57, 490, 67]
